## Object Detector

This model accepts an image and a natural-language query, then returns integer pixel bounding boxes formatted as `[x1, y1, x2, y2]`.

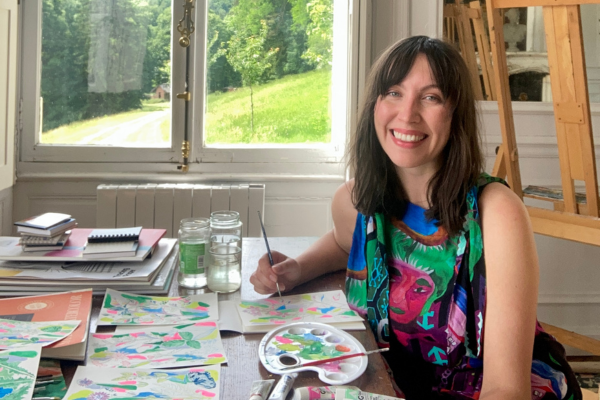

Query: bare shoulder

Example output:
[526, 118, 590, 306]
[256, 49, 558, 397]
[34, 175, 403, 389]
[478, 182, 529, 225]
[332, 180, 358, 254]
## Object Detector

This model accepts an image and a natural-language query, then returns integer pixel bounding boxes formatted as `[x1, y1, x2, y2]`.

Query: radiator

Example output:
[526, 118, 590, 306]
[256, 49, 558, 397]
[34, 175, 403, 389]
[96, 183, 265, 238]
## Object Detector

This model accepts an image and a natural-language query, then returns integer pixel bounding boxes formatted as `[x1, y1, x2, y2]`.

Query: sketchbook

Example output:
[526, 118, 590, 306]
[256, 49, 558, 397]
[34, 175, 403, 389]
[219, 290, 365, 333]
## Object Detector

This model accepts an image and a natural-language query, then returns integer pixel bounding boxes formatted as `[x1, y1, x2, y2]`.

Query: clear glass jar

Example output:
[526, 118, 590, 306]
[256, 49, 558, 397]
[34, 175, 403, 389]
[207, 243, 242, 293]
[207, 210, 243, 292]
[178, 217, 210, 289]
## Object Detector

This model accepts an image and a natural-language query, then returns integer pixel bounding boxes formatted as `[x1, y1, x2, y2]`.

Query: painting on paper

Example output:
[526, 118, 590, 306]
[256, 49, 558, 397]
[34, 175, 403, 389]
[98, 289, 218, 325]
[0, 318, 80, 349]
[64, 365, 221, 400]
[237, 290, 363, 328]
[87, 321, 227, 368]
[0, 344, 42, 400]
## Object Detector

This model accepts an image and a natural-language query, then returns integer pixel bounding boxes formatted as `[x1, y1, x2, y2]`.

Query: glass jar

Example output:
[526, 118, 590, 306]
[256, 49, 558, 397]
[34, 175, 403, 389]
[207, 243, 242, 293]
[207, 210, 243, 292]
[178, 217, 210, 289]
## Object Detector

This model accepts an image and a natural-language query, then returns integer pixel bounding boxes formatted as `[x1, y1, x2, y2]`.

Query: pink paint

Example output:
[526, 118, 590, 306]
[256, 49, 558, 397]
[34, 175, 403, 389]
[127, 355, 147, 360]
[113, 388, 127, 393]
[0, 329, 7, 333]
[292, 317, 302, 321]
[163, 332, 183, 341]
[107, 310, 118, 315]
[118, 381, 137, 385]
[193, 306, 209, 311]
[197, 390, 216, 397]
[273, 320, 286, 324]
[319, 315, 333, 318]
[208, 353, 223, 357]
[189, 368, 206, 372]
[129, 332, 145, 338]
[275, 335, 293, 344]
[0, 322, 15, 328]
[194, 322, 216, 327]
[93, 334, 113, 340]
[299, 308, 304, 312]
[307, 307, 317, 312]
[264, 299, 279, 304]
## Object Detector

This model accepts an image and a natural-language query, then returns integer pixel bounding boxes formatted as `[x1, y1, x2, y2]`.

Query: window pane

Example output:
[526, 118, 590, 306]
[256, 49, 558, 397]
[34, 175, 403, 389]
[204, 0, 335, 145]
[40, 0, 172, 147]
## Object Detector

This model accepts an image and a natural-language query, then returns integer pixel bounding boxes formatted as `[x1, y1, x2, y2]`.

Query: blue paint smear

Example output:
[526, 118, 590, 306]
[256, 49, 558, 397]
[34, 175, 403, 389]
[276, 305, 286, 311]
[302, 333, 323, 342]
[317, 306, 335, 314]
[0, 387, 14, 398]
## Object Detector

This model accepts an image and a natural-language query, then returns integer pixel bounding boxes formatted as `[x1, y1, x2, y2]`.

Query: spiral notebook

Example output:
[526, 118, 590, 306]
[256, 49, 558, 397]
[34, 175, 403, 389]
[87, 227, 142, 243]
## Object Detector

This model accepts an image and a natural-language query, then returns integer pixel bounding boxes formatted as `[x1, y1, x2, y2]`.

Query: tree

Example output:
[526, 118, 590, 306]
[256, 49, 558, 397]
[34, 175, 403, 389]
[222, 20, 279, 132]
[302, 0, 334, 69]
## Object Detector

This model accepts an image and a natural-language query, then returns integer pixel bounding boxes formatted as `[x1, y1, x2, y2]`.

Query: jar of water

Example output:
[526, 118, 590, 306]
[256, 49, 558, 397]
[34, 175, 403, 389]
[207, 211, 242, 292]
[178, 217, 210, 289]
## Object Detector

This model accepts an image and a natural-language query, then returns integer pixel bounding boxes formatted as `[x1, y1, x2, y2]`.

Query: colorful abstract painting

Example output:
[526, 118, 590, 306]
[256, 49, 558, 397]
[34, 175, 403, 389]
[237, 290, 363, 329]
[0, 318, 80, 349]
[87, 321, 227, 368]
[97, 289, 218, 325]
[64, 365, 221, 400]
[0, 344, 42, 400]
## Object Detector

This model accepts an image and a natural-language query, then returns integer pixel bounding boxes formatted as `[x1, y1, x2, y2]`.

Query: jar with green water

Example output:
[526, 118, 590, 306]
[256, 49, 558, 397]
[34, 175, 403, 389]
[178, 217, 210, 289]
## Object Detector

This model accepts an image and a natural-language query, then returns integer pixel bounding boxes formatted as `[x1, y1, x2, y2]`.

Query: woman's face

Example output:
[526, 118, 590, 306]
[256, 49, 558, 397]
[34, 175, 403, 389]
[374, 54, 453, 177]
[389, 260, 435, 324]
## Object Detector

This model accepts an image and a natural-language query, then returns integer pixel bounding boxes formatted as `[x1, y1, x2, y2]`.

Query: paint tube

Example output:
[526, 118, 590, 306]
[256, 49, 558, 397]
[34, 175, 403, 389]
[267, 373, 298, 400]
[248, 379, 275, 400]
[290, 386, 360, 400]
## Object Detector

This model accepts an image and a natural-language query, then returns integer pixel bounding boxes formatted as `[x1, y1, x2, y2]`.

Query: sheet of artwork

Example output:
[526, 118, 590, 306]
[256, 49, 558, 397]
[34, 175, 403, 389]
[0, 344, 42, 400]
[97, 289, 218, 325]
[88, 321, 227, 368]
[334, 388, 403, 400]
[64, 365, 221, 400]
[237, 290, 363, 328]
[0, 318, 80, 349]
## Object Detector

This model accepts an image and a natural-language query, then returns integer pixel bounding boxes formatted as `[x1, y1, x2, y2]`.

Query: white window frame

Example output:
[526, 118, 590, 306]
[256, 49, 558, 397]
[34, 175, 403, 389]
[18, 0, 357, 173]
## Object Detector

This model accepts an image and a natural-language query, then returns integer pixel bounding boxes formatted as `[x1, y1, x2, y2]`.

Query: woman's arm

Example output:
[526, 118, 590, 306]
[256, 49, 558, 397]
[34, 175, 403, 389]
[250, 180, 358, 294]
[479, 183, 539, 400]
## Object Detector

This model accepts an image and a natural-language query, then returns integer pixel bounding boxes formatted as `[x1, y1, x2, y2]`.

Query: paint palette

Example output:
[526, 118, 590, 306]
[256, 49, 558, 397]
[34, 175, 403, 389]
[258, 322, 367, 385]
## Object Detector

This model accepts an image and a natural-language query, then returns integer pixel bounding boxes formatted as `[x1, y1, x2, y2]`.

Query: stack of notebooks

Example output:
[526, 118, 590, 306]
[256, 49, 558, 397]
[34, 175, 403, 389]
[15, 212, 77, 252]
[0, 227, 177, 295]
[83, 226, 142, 258]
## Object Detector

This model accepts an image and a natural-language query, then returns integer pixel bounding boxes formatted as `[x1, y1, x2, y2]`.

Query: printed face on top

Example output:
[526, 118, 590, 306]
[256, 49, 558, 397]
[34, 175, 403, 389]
[389, 259, 435, 324]
[374, 54, 453, 177]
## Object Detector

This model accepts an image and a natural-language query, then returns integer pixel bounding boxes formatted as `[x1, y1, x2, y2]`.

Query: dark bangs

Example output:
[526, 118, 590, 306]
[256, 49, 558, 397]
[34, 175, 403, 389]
[374, 36, 462, 109]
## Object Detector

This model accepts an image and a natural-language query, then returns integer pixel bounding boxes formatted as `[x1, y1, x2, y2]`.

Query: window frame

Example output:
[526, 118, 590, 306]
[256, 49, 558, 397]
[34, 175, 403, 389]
[18, 0, 354, 168]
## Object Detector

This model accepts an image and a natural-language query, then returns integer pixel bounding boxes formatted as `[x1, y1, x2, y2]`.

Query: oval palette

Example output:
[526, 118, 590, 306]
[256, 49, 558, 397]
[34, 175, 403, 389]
[258, 322, 367, 385]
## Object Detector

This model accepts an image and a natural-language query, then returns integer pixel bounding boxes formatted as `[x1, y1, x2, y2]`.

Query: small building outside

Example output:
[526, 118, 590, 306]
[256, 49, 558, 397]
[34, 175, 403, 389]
[152, 84, 171, 101]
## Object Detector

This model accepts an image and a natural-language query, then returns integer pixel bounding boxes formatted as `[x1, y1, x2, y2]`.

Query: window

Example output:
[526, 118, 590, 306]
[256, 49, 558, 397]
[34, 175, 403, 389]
[19, 0, 353, 168]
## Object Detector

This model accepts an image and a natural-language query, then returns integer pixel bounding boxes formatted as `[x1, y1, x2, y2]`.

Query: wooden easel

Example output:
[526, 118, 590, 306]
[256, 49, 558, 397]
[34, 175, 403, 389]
[487, 0, 600, 247]
[444, 1, 496, 101]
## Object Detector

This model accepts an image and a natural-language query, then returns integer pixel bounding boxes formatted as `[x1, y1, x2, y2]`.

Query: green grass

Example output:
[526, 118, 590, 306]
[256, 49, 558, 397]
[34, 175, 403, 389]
[206, 69, 332, 144]
[41, 69, 332, 145]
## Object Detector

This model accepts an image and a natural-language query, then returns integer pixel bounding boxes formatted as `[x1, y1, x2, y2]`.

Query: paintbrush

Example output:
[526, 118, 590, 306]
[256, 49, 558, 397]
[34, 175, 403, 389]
[278, 347, 390, 371]
[257, 211, 283, 304]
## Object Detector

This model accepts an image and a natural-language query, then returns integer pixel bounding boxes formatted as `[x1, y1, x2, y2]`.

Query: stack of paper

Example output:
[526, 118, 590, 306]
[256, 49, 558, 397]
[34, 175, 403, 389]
[15, 212, 77, 252]
[0, 237, 178, 296]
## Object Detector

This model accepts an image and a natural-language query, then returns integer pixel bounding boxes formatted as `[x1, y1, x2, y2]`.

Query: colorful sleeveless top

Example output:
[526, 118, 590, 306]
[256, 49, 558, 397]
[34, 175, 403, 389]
[345, 173, 581, 399]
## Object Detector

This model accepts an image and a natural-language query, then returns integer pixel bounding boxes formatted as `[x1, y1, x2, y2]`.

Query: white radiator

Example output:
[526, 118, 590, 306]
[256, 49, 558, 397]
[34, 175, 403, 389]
[96, 183, 265, 238]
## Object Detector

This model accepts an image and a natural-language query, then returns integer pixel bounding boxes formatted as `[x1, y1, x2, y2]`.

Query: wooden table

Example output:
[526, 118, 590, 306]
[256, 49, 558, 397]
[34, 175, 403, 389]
[62, 237, 397, 400]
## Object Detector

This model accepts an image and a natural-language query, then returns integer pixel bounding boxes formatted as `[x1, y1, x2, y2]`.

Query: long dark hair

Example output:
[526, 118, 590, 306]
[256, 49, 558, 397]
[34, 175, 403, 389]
[348, 36, 484, 237]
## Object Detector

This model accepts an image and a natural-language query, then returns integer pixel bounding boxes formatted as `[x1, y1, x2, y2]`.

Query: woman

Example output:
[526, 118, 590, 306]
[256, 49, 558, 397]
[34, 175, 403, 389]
[250, 36, 580, 400]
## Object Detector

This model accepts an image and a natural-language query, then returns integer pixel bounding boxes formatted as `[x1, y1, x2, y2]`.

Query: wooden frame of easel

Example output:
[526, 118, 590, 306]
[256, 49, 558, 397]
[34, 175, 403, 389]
[487, 0, 600, 246]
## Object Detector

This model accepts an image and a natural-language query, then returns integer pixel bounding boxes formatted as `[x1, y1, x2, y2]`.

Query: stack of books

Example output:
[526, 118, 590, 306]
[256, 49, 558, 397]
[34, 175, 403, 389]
[0, 228, 176, 296]
[15, 212, 77, 252]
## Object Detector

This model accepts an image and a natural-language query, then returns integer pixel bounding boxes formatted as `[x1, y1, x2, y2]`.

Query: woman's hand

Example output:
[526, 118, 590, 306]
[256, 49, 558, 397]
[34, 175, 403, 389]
[249, 250, 302, 294]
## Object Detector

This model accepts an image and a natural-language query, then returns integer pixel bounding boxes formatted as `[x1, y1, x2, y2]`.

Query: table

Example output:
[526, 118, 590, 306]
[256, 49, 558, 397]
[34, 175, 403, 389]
[62, 237, 397, 399]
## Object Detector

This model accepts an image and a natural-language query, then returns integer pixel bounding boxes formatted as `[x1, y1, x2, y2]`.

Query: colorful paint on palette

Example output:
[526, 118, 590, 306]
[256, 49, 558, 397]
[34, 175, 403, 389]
[97, 289, 218, 325]
[0, 318, 80, 349]
[88, 322, 227, 369]
[237, 290, 362, 329]
[0, 344, 42, 400]
[64, 365, 221, 400]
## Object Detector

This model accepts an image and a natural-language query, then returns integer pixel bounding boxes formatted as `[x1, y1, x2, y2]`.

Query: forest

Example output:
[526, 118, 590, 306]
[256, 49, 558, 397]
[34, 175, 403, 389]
[41, 0, 333, 132]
